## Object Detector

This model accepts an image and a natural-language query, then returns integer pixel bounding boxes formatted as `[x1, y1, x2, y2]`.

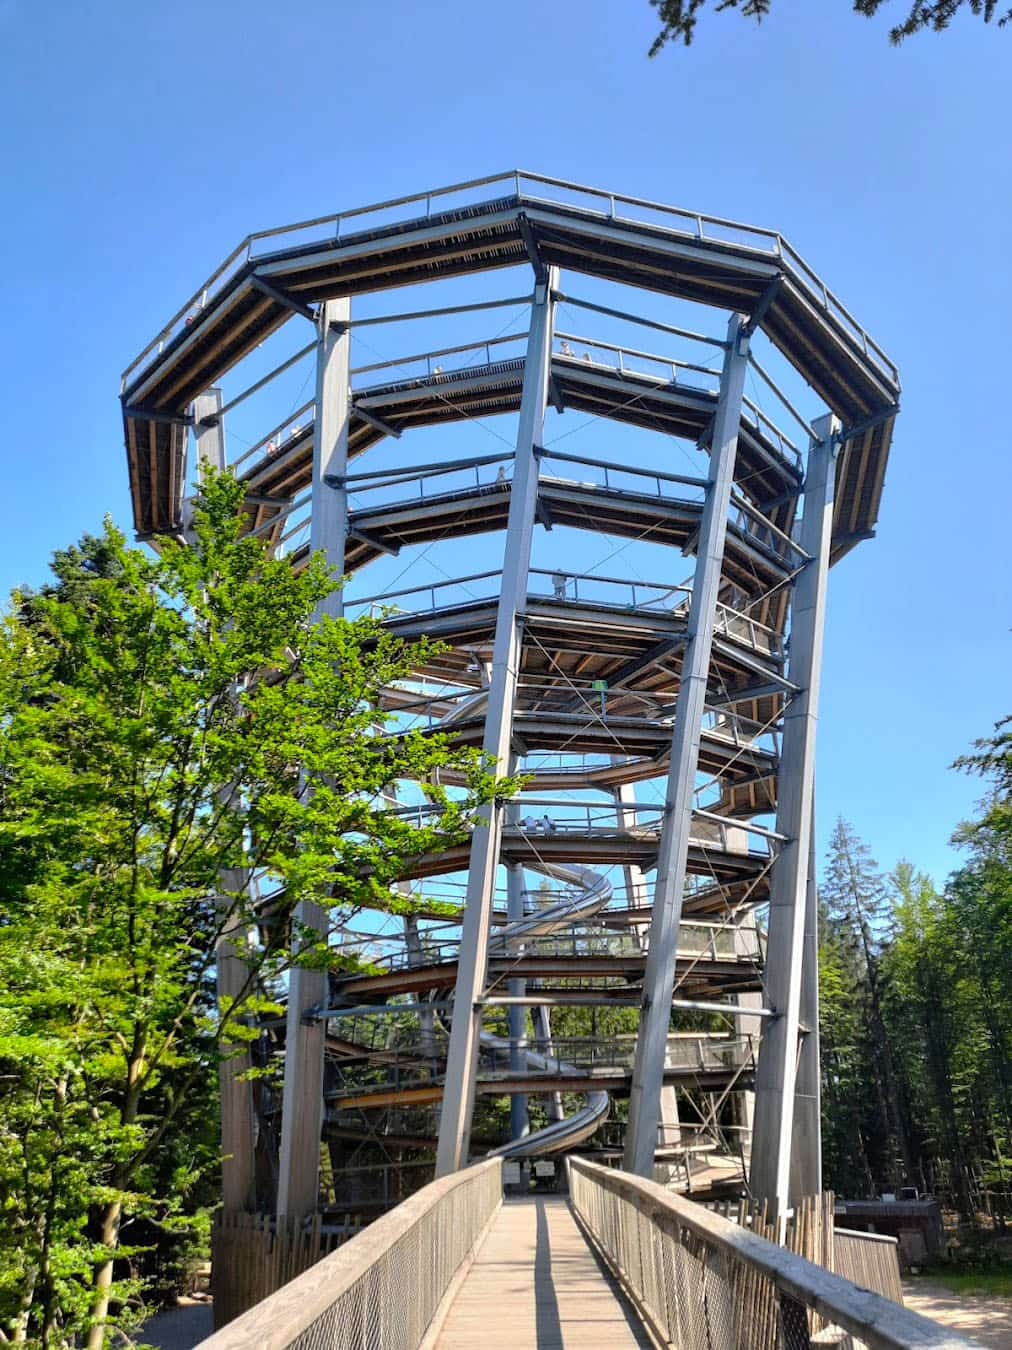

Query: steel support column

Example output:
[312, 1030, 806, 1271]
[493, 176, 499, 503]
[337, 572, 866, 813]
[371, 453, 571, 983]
[729, 915, 763, 1157]
[506, 801, 530, 1143]
[624, 313, 750, 1178]
[750, 414, 838, 1217]
[614, 777, 681, 1151]
[404, 914, 438, 1064]
[791, 798, 823, 1198]
[277, 298, 351, 1218]
[189, 390, 257, 1213]
[435, 271, 558, 1175]
[188, 388, 227, 511]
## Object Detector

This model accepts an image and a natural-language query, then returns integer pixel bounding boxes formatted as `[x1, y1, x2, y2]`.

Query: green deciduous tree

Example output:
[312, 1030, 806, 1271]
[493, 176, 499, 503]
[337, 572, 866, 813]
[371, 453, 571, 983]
[648, 0, 1011, 51]
[0, 473, 509, 1346]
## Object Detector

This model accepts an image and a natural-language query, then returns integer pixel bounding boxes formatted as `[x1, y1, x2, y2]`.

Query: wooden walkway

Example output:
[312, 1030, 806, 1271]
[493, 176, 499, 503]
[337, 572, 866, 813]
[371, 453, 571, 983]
[434, 1196, 652, 1349]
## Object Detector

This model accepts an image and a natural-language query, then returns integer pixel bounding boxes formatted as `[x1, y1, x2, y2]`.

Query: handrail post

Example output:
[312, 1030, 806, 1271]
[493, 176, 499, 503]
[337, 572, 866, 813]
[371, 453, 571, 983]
[435, 267, 558, 1176]
[624, 313, 750, 1179]
[750, 413, 838, 1217]
[277, 296, 351, 1221]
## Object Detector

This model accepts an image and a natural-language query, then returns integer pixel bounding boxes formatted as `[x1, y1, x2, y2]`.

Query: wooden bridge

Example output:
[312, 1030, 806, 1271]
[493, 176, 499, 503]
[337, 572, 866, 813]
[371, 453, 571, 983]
[434, 1196, 650, 1349]
[199, 1158, 975, 1350]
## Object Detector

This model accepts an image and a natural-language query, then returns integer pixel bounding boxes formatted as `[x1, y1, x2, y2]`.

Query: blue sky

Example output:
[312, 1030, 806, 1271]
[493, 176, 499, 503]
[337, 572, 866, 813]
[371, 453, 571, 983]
[1, 0, 1008, 885]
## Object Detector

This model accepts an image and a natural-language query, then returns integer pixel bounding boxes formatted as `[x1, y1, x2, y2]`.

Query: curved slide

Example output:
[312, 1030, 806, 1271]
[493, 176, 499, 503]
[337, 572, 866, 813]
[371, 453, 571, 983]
[480, 860, 613, 1158]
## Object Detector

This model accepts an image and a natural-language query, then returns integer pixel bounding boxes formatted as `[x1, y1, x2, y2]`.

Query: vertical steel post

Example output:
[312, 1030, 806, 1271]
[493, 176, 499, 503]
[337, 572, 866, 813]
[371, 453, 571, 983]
[404, 914, 438, 1064]
[624, 313, 750, 1178]
[791, 796, 823, 1198]
[277, 298, 351, 1218]
[189, 390, 257, 1213]
[613, 777, 681, 1151]
[613, 779, 650, 914]
[750, 414, 838, 1216]
[435, 270, 558, 1175]
[182, 388, 227, 535]
[506, 800, 530, 1142]
[729, 917, 763, 1159]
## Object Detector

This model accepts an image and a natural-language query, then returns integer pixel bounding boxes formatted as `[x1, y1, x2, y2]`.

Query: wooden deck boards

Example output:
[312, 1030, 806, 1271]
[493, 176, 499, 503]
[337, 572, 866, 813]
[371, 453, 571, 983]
[434, 1196, 652, 1349]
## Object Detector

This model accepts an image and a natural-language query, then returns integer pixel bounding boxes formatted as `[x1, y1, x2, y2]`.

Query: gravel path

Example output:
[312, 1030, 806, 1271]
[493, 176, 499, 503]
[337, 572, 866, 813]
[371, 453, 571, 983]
[140, 1296, 214, 1350]
[904, 1281, 1012, 1348]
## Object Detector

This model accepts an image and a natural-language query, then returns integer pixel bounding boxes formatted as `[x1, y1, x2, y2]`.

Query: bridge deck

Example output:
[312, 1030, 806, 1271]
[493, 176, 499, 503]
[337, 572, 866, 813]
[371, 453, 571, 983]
[434, 1196, 651, 1349]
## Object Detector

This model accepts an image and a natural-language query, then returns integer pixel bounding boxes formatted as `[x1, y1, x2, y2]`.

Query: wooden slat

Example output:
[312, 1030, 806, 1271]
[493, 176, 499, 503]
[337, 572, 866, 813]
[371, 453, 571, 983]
[435, 1198, 652, 1349]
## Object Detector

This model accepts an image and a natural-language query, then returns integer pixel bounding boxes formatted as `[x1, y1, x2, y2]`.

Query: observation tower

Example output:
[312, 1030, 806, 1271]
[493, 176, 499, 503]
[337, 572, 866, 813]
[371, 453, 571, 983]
[119, 171, 900, 1228]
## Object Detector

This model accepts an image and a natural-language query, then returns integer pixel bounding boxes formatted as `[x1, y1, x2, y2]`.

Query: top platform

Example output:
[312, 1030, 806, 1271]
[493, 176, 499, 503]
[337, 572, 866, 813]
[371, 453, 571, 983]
[120, 170, 899, 554]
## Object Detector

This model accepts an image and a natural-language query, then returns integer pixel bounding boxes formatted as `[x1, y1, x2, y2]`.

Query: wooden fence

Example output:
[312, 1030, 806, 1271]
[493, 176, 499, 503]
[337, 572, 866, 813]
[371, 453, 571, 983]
[210, 1211, 362, 1329]
[833, 1226, 904, 1303]
[705, 1191, 903, 1304]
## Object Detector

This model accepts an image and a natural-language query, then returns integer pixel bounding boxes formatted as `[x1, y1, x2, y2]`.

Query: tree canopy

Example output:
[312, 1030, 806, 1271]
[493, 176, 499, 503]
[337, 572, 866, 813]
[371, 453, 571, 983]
[816, 720, 1012, 1224]
[648, 0, 1012, 51]
[0, 474, 509, 1346]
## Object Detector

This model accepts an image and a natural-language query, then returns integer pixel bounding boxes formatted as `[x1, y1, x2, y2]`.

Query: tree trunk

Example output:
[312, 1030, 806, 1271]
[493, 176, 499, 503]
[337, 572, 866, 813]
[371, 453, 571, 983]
[86, 1200, 122, 1350]
[87, 1039, 145, 1348]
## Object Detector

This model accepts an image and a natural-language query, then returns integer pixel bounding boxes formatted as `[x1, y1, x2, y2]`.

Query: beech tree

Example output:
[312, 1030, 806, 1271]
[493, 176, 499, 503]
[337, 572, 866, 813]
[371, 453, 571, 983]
[648, 0, 1012, 51]
[0, 474, 509, 1346]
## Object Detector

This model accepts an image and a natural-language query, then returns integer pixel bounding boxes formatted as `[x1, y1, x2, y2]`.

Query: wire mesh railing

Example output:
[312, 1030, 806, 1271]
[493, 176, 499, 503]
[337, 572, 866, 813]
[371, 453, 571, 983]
[197, 1157, 502, 1349]
[568, 1158, 968, 1350]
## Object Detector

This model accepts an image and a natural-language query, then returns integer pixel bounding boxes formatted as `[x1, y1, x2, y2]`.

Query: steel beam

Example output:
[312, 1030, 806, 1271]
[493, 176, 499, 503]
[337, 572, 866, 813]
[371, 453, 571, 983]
[251, 274, 318, 322]
[435, 269, 558, 1176]
[750, 414, 838, 1217]
[623, 313, 751, 1179]
[277, 298, 351, 1218]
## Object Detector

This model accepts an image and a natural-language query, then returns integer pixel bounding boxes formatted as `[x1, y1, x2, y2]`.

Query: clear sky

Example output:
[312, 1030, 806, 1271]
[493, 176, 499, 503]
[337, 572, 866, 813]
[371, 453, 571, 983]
[1, 0, 1008, 885]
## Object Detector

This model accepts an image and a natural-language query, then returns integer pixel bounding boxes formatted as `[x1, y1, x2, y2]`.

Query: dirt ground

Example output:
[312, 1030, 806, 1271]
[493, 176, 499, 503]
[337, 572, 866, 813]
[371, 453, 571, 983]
[140, 1295, 214, 1350]
[904, 1280, 1012, 1348]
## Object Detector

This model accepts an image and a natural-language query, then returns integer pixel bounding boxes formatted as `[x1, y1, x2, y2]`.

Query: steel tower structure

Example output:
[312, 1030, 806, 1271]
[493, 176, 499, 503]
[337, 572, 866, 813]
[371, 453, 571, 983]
[120, 171, 899, 1225]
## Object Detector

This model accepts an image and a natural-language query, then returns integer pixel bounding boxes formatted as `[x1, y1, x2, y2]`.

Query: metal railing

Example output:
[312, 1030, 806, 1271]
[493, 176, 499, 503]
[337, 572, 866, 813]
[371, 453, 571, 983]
[124, 169, 898, 392]
[484, 1032, 755, 1076]
[197, 1157, 502, 1350]
[339, 919, 763, 978]
[346, 567, 784, 656]
[380, 795, 771, 861]
[552, 332, 801, 472]
[553, 330, 722, 389]
[567, 1157, 969, 1350]
[351, 330, 526, 384]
